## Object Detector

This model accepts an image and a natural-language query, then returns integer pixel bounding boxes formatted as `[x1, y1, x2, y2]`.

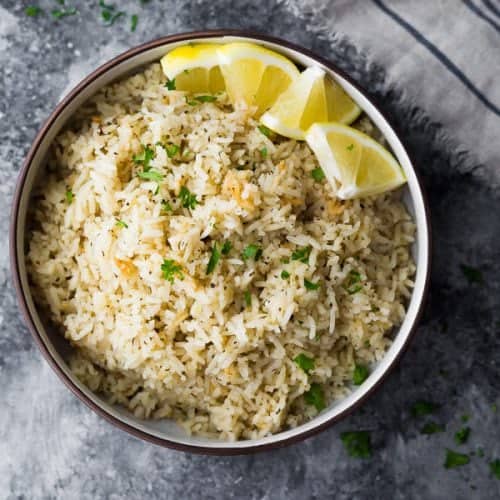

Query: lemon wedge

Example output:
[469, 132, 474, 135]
[305, 122, 406, 199]
[160, 43, 225, 93]
[217, 42, 300, 115]
[260, 67, 361, 140]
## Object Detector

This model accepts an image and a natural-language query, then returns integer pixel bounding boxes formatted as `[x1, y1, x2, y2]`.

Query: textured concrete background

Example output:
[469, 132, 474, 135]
[1, 1, 500, 499]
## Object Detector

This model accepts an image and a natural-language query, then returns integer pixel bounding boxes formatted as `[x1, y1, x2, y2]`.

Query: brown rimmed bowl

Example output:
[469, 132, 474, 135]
[10, 30, 431, 455]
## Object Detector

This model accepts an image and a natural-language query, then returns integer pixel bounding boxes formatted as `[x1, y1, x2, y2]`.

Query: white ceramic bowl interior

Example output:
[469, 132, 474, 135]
[13, 33, 430, 452]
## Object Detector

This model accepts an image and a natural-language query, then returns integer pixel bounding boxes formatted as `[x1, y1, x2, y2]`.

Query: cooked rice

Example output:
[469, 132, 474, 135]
[26, 63, 415, 440]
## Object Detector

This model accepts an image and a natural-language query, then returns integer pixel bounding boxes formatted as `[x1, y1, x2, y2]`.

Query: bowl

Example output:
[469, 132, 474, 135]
[10, 30, 431, 454]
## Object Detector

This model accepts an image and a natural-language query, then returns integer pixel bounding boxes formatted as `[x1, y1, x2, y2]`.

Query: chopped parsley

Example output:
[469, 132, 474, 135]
[164, 77, 176, 90]
[65, 189, 74, 204]
[340, 431, 372, 458]
[130, 14, 138, 32]
[421, 422, 445, 434]
[161, 200, 172, 213]
[461, 414, 469, 423]
[411, 400, 438, 417]
[304, 279, 320, 291]
[159, 142, 180, 158]
[304, 383, 325, 411]
[260, 147, 268, 159]
[490, 459, 500, 479]
[244, 290, 252, 307]
[460, 264, 484, 284]
[115, 219, 128, 228]
[25, 6, 43, 16]
[293, 353, 314, 374]
[133, 144, 155, 170]
[160, 259, 184, 283]
[347, 143, 354, 151]
[206, 243, 221, 274]
[242, 244, 262, 261]
[99, 0, 124, 25]
[137, 169, 164, 182]
[353, 364, 369, 385]
[444, 449, 470, 469]
[280, 257, 290, 264]
[221, 241, 232, 255]
[194, 95, 217, 103]
[51, 6, 78, 19]
[291, 246, 312, 264]
[311, 167, 325, 182]
[344, 270, 363, 294]
[257, 124, 272, 138]
[454, 427, 470, 445]
[179, 186, 198, 209]
[281, 270, 290, 280]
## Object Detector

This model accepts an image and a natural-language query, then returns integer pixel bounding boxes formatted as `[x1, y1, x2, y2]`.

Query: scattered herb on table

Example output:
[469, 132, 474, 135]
[281, 270, 290, 280]
[244, 290, 252, 307]
[221, 241, 232, 255]
[179, 186, 198, 209]
[65, 189, 74, 204]
[341, 431, 372, 458]
[164, 77, 176, 90]
[421, 422, 445, 434]
[206, 243, 221, 274]
[461, 414, 469, 423]
[291, 246, 312, 264]
[353, 364, 369, 385]
[242, 244, 262, 261]
[411, 400, 438, 417]
[130, 14, 138, 31]
[460, 264, 484, 285]
[455, 427, 470, 445]
[161, 259, 183, 283]
[311, 167, 325, 182]
[115, 219, 128, 228]
[294, 353, 314, 374]
[52, 6, 78, 19]
[304, 383, 325, 411]
[304, 279, 320, 290]
[490, 459, 500, 479]
[444, 449, 470, 469]
[25, 6, 43, 16]
[344, 270, 363, 294]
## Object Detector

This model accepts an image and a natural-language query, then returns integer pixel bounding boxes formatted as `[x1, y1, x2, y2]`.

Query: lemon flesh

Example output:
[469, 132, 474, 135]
[305, 122, 406, 199]
[160, 43, 225, 93]
[217, 42, 300, 115]
[260, 67, 361, 140]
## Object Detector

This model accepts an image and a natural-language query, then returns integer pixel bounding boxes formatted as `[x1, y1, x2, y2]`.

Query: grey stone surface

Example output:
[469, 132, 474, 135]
[1, 1, 500, 499]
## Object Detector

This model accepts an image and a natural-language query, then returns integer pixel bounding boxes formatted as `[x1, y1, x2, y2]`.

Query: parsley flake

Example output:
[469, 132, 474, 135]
[138, 170, 164, 182]
[221, 241, 232, 255]
[304, 279, 320, 290]
[65, 189, 74, 204]
[164, 143, 180, 158]
[294, 353, 314, 373]
[281, 270, 290, 279]
[164, 78, 176, 90]
[260, 147, 268, 158]
[161, 200, 172, 213]
[411, 400, 438, 417]
[421, 422, 445, 434]
[130, 14, 138, 32]
[490, 459, 500, 479]
[206, 243, 221, 274]
[347, 143, 354, 151]
[311, 167, 325, 182]
[195, 95, 217, 103]
[242, 244, 262, 261]
[244, 290, 252, 307]
[51, 6, 78, 19]
[304, 383, 325, 411]
[454, 427, 470, 445]
[25, 6, 43, 16]
[115, 219, 128, 228]
[161, 259, 183, 283]
[341, 431, 372, 458]
[179, 186, 198, 209]
[353, 364, 369, 385]
[460, 264, 484, 284]
[257, 124, 272, 138]
[344, 270, 363, 294]
[444, 449, 470, 469]
[133, 145, 155, 170]
[291, 246, 312, 264]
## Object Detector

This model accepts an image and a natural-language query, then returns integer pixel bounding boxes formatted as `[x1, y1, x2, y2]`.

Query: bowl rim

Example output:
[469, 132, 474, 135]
[9, 29, 432, 455]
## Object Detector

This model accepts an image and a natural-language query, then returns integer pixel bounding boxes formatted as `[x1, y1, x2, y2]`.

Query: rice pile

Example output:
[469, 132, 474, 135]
[27, 63, 415, 440]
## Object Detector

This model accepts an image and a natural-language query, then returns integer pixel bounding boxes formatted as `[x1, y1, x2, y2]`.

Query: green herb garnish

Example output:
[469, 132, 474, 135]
[291, 246, 312, 264]
[490, 459, 500, 479]
[444, 449, 470, 469]
[421, 422, 445, 434]
[178, 186, 198, 209]
[347, 143, 354, 151]
[344, 270, 363, 294]
[411, 401, 438, 417]
[165, 143, 180, 158]
[195, 95, 217, 103]
[138, 170, 164, 182]
[133, 144, 155, 169]
[257, 124, 272, 138]
[51, 5, 78, 19]
[311, 168, 325, 182]
[461, 414, 469, 423]
[25, 6, 43, 16]
[353, 364, 369, 385]
[294, 353, 314, 374]
[341, 431, 372, 458]
[206, 243, 221, 274]
[242, 244, 262, 261]
[260, 147, 268, 158]
[455, 427, 470, 445]
[281, 270, 290, 279]
[304, 279, 320, 290]
[460, 264, 484, 284]
[280, 257, 290, 264]
[185, 97, 198, 106]
[115, 219, 128, 228]
[164, 77, 176, 90]
[65, 189, 74, 204]
[221, 241, 232, 255]
[244, 290, 252, 307]
[161, 200, 172, 213]
[161, 259, 184, 283]
[130, 14, 138, 32]
[304, 383, 325, 411]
